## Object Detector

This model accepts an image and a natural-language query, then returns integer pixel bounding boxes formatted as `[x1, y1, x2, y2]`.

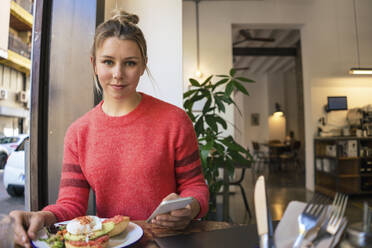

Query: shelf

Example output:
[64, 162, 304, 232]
[316, 171, 360, 178]
[316, 170, 336, 177]
[316, 156, 337, 159]
[338, 157, 359, 160]
[315, 185, 336, 197]
[361, 173, 372, 177]
[338, 174, 360, 178]
[314, 137, 372, 196]
[315, 136, 372, 141]
[360, 157, 372, 160]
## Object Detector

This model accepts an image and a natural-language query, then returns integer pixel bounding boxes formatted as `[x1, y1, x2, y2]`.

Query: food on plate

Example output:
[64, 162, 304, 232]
[64, 216, 113, 248]
[39, 215, 130, 248]
[39, 225, 66, 248]
[103, 215, 130, 237]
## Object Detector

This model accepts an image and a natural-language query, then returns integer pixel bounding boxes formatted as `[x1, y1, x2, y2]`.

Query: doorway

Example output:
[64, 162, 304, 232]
[232, 26, 305, 170]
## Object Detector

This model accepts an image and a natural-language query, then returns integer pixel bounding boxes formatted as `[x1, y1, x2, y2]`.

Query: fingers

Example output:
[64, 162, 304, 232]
[162, 192, 179, 201]
[10, 210, 32, 248]
[152, 215, 190, 229]
[27, 212, 45, 240]
[152, 206, 192, 230]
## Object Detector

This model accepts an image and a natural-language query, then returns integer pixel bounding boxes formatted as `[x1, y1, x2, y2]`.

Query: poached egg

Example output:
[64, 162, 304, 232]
[66, 215, 102, 235]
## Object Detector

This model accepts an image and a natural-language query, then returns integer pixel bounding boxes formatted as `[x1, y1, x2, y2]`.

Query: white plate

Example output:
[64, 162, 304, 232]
[31, 220, 143, 248]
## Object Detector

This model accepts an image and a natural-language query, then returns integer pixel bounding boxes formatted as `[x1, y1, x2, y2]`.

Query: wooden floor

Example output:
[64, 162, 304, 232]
[217, 164, 372, 225]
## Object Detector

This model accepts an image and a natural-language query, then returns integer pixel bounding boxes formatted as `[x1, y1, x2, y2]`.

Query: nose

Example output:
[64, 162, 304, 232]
[112, 65, 123, 80]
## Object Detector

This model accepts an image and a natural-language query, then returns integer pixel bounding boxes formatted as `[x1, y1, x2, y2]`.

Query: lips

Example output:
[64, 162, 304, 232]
[110, 84, 126, 90]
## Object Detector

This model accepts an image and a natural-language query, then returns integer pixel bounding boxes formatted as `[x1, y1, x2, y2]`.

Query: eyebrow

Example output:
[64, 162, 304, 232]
[99, 55, 140, 60]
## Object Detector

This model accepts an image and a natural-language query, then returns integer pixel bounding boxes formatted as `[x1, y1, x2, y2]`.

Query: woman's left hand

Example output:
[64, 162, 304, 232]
[151, 193, 200, 230]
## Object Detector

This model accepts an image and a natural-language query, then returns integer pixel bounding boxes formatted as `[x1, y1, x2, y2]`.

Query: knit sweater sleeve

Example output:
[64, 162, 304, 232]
[42, 124, 90, 222]
[174, 112, 209, 219]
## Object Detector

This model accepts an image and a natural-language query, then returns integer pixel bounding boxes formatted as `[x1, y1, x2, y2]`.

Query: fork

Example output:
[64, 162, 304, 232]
[311, 193, 348, 247]
[292, 194, 328, 248]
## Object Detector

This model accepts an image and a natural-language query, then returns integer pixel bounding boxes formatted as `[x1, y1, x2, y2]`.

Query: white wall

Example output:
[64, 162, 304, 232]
[283, 69, 299, 139]
[234, 73, 270, 150]
[105, 0, 183, 107]
[268, 72, 285, 115]
[183, 0, 372, 190]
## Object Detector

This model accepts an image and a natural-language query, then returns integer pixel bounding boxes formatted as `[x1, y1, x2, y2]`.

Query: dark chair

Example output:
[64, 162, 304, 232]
[279, 140, 301, 170]
[252, 141, 269, 173]
[229, 162, 252, 219]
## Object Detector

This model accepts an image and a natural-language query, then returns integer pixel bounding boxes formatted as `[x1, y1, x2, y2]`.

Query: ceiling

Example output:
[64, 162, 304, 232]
[183, 0, 263, 1]
[232, 25, 301, 74]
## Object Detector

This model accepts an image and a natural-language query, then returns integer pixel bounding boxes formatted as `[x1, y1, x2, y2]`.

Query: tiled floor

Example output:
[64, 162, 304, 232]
[218, 164, 372, 226]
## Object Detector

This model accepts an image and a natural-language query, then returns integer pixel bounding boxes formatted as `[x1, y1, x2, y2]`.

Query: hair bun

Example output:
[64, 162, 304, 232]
[111, 9, 139, 24]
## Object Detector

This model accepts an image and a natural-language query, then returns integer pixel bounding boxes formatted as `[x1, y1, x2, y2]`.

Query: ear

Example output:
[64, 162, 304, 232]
[90, 56, 97, 75]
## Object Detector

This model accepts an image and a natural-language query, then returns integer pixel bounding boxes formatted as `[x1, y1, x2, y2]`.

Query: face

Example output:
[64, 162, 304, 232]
[93, 37, 146, 101]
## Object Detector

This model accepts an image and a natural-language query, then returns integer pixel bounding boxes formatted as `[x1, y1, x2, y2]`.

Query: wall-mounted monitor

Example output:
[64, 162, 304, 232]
[327, 96, 347, 112]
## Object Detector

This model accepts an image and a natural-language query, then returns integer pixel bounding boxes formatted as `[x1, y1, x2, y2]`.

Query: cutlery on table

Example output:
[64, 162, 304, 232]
[254, 175, 275, 248]
[311, 193, 348, 247]
[292, 194, 327, 248]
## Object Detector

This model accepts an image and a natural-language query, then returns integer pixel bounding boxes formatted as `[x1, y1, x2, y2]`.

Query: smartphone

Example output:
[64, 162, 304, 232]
[146, 197, 193, 223]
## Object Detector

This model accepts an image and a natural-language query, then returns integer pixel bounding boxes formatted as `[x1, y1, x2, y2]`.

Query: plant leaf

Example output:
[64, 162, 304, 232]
[187, 111, 196, 122]
[200, 149, 209, 165]
[190, 93, 205, 103]
[233, 81, 249, 95]
[215, 115, 227, 130]
[216, 74, 229, 78]
[201, 75, 213, 86]
[205, 115, 218, 133]
[195, 116, 204, 137]
[183, 89, 197, 99]
[221, 137, 246, 152]
[212, 78, 229, 91]
[183, 99, 193, 111]
[189, 78, 200, 87]
[202, 96, 212, 114]
[229, 68, 236, 77]
[225, 82, 234, 97]
[236, 77, 255, 83]
[214, 96, 225, 113]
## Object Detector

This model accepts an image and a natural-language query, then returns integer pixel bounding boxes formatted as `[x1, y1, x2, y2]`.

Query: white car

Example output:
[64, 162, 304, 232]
[3, 136, 28, 197]
[0, 145, 9, 169]
[0, 134, 29, 154]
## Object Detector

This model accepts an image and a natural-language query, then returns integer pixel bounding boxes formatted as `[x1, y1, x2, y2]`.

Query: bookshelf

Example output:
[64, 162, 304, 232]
[314, 136, 372, 196]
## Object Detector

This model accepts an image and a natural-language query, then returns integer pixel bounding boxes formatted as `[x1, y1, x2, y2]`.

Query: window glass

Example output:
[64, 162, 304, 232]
[16, 137, 29, 151]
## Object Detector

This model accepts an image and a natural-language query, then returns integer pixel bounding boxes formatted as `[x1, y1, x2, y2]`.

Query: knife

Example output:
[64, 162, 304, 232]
[254, 175, 275, 248]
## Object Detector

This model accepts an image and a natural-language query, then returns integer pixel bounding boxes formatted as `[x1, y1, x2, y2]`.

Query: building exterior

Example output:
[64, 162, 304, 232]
[0, 0, 32, 136]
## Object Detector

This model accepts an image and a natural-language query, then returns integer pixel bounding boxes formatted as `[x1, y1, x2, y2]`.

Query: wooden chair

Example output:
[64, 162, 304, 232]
[252, 141, 269, 173]
[279, 140, 301, 170]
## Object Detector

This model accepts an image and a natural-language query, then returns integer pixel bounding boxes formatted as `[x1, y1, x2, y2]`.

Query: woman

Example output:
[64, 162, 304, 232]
[11, 10, 209, 247]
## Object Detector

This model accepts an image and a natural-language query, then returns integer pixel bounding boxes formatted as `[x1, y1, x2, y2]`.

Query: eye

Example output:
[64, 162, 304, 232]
[102, 60, 114, 66]
[125, 61, 137, 67]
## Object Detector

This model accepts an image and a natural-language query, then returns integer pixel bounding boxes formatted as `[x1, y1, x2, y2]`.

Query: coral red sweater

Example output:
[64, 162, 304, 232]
[43, 93, 209, 221]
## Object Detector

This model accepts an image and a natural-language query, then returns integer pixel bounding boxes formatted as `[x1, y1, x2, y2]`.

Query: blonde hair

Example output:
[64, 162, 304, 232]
[91, 10, 148, 93]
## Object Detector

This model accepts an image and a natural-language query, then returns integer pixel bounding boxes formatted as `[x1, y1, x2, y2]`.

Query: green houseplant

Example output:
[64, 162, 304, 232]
[183, 68, 254, 216]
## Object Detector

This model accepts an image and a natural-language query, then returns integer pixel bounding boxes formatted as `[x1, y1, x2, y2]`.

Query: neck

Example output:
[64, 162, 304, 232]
[102, 92, 142, 116]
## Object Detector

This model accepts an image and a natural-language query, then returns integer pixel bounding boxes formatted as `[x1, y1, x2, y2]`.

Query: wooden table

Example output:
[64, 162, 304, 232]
[129, 220, 233, 247]
[261, 142, 290, 170]
[13, 221, 234, 248]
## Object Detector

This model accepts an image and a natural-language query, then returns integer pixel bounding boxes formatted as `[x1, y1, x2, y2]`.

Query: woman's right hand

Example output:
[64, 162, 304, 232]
[10, 210, 56, 248]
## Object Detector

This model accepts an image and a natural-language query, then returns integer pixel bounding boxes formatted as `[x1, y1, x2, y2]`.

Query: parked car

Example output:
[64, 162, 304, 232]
[3, 136, 29, 197]
[0, 134, 29, 154]
[0, 145, 9, 169]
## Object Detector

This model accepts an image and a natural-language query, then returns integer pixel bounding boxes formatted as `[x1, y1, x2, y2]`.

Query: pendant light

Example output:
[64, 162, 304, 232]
[195, 0, 203, 78]
[349, 0, 372, 75]
[273, 103, 284, 117]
